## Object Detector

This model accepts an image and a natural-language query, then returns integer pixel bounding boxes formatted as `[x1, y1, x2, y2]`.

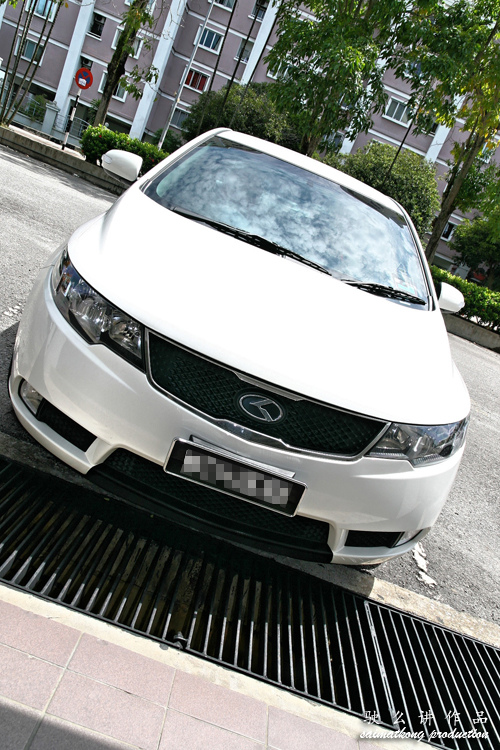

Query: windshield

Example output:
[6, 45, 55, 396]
[143, 136, 429, 302]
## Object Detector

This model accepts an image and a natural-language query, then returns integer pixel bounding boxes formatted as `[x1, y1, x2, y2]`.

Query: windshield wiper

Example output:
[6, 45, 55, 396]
[342, 280, 427, 306]
[169, 205, 331, 276]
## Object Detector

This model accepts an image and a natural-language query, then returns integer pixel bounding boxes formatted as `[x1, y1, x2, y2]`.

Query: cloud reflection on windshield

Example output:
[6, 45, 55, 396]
[145, 138, 427, 299]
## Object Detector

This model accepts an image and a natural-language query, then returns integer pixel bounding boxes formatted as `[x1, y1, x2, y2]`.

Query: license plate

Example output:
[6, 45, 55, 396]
[165, 439, 304, 515]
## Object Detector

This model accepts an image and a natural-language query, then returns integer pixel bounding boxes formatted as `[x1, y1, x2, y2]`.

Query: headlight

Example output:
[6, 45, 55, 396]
[368, 418, 469, 466]
[51, 249, 144, 368]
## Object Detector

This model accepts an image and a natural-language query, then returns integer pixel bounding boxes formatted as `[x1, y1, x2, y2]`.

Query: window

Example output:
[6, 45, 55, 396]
[478, 144, 495, 163]
[89, 13, 106, 39]
[99, 73, 127, 102]
[250, 0, 268, 20]
[29, 0, 57, 22]
[171, 108, 188, 129]
[185, 69, 209, 92]
[80, 56, 93, 70]
[112, 28, 142, 58]
[385, 98, 410, 125]
[198, 28, 222, 52]
[18, 37, 43, 64]
[441, 222, 456, 241]
[236, 39, 253, 63]
[214, 0, 235, 8]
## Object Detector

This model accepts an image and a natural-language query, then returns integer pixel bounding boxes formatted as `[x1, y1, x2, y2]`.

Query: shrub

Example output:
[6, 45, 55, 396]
[181, 82, 302, 151]
[431, 266, 500, 332]
[80, 124, 171, 175]
[150, 128, 182, 153]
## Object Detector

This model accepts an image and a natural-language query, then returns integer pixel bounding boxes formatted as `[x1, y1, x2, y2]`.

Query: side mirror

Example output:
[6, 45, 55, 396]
[437, 281, 465, 313]
[101, 149, 143, 182]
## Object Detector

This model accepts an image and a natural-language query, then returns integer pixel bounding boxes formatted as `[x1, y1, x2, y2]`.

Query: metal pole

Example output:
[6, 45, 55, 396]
[61, 91, 80, 151]
[157, 0, 215, 149]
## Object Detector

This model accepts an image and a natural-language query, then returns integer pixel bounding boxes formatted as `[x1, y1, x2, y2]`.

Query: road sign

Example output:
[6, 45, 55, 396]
[75, 67, 93, 90]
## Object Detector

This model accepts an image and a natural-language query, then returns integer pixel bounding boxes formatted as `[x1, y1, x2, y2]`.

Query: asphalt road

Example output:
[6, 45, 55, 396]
[1, 143, 499, 625]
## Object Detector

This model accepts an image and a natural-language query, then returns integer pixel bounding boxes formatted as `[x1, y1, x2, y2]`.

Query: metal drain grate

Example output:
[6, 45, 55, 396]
[0, 458, 498, 749]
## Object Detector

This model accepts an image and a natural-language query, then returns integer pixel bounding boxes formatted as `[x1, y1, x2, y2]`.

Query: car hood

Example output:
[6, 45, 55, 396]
[68, 188, 469, 425]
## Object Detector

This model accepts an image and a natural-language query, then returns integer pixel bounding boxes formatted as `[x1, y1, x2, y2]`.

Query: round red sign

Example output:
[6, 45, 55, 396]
[75, 67, 93, 90]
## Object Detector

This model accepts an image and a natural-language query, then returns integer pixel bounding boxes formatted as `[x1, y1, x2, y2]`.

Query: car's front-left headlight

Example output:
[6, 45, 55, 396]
[51, 248, 144, 368]
[368, 418, 469, 467]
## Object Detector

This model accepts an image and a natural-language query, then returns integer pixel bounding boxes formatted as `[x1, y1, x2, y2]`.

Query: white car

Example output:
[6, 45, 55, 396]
[9, 129, 470, 565]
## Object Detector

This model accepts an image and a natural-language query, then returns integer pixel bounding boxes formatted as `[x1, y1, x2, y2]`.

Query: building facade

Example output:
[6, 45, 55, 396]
[0, 0, 498, 268]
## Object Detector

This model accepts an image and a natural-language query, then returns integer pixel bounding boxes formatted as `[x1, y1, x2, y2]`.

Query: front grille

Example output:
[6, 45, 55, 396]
[36, 400, 96, 451]
[346, 530, 402, 548]
[148, 334, 385, 456]
[91, 449, 332, 562]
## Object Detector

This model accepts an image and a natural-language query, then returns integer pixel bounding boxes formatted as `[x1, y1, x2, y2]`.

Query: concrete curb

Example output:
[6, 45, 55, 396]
[0, 125, 126, 195]
[444, 314, 500, 354]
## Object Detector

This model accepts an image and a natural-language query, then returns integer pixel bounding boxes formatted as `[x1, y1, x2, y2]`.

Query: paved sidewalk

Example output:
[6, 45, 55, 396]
[0, 584, 421, 750]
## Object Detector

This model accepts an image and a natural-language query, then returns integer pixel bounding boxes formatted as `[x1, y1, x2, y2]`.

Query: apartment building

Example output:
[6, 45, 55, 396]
[0, 0, 498, 268]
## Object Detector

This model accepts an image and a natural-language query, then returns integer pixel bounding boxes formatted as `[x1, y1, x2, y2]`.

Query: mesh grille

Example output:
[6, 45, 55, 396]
[148, 334, 385, 455]
[94, 449, 331, 561]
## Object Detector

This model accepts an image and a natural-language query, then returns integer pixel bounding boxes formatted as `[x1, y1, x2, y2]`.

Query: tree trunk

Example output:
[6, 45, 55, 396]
[425, 132, 486, 265]
[5, 3, 62, 126]
[93, 0, 149, 127]
[486, 264, 496, 289]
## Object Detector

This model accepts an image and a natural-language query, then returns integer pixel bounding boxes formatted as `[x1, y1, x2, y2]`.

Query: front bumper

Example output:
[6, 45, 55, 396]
[9, 264, 464, 565]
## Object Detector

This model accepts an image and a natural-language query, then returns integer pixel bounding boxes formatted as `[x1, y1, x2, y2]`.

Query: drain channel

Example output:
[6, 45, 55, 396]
[0, 458, 498, 749]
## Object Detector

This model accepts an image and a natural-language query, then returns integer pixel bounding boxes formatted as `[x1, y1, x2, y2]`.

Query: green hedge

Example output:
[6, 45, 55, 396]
[80, 125, 170, 175]
[431, 266, 500, 332]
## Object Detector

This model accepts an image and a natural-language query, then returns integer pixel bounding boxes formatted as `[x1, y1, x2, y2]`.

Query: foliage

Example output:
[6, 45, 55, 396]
[85, 99, 101, 126]
[450, 218, 500, 289]
[466, 162, 500, 242]
[454, 158, 500, 217]
[389, 0, 500, 262]
[119, 63, 158, 101]
[322, 142, 440, 237]
[80, 125, 169, 175]
[264, 0, 417, 156]
[431, 266, 500, 331]
[150, 127, 182, 153]
[181, 83, 302, 150]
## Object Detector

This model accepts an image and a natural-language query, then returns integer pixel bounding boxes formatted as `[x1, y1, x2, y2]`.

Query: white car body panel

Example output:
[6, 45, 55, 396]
[69, 190, 467, 426]
[9, 129, 470, 565]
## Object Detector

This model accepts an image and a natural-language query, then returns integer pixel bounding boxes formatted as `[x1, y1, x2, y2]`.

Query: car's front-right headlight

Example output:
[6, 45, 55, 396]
[368, 418, 469, 467]
[51, 248, 144, 369]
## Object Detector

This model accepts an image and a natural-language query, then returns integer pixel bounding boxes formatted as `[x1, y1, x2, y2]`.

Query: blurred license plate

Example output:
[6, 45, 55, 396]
[165, 440, 304, 515]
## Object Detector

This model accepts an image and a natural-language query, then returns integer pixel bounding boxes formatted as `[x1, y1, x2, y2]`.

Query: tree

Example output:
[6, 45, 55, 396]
[264, 0, 414, 157]
[323, 142, 440, 237]
[93, 0, 156, 127]
[0, 0, 64, 125]
[389, 0, 500, 263]
[181, 82, 302, 150]
[451, 217, 500, 289]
